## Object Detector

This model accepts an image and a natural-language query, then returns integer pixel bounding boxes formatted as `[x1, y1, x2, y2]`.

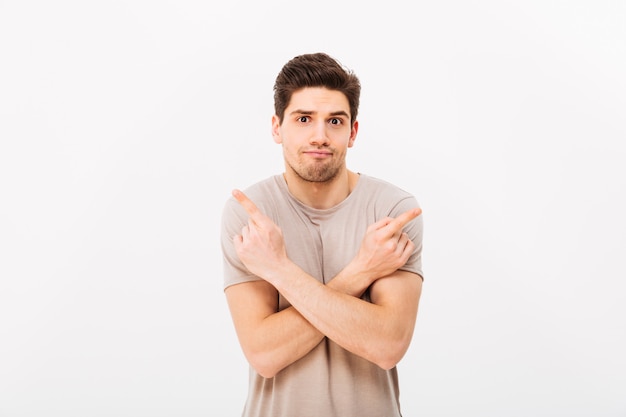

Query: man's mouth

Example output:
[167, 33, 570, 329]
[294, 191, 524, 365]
[303, 150, 332, 158]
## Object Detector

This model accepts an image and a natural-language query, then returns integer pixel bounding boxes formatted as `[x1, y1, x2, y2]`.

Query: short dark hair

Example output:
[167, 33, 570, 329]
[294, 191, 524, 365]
[273, 52, 361, 125]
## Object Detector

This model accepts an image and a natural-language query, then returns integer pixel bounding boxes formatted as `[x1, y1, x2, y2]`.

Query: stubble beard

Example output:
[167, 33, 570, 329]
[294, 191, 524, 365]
[288, 150, 345, 183]
[294, 163, 338, 183]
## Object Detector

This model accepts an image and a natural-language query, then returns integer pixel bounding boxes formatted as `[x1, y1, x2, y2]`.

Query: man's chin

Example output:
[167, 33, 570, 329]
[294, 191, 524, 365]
[298, 170, 339, 183]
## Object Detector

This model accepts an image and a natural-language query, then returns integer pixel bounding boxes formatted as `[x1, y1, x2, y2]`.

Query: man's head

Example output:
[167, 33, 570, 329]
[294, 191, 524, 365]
[273, 53, 361, 125]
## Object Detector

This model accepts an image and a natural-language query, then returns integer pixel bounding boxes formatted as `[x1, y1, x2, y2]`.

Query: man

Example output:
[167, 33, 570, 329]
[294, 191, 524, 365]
[221, 52, 424, 417]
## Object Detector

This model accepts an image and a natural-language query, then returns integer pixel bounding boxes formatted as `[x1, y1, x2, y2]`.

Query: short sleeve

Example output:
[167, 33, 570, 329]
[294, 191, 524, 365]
[220, 196, 262, 290]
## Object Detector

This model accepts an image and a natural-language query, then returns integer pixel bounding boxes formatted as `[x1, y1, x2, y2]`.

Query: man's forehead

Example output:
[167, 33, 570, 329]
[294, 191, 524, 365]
[287, 87, 350, 113]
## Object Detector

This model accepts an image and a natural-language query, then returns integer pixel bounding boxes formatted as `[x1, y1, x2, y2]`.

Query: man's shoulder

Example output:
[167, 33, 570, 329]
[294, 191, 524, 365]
[240, 174, 284, 202]
[353, 174, 421, 218]
[358, 174, 415, 199]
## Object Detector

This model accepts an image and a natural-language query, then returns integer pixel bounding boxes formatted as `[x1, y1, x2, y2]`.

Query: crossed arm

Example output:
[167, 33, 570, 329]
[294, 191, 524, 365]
[225, 189, 423, 378]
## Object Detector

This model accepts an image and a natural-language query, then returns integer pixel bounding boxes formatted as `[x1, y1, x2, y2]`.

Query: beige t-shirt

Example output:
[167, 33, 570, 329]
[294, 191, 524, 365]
[221, 174, 423, 417]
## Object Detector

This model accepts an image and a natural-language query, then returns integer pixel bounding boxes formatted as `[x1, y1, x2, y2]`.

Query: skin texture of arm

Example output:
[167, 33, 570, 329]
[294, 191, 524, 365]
[225, 265, 376, 378]
[226, 189, 422, 378]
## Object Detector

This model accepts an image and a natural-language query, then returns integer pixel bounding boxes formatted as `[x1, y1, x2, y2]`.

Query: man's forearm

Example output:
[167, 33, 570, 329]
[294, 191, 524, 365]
[243, 262, 380, 378]
[267, 260, 420, 370]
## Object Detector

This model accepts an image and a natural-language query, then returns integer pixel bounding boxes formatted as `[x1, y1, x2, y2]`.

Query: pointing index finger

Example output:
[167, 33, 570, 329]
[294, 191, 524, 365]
[385, 207, 422, 236]
[232, 189, 263, 223]
[232, 189, 258, 214]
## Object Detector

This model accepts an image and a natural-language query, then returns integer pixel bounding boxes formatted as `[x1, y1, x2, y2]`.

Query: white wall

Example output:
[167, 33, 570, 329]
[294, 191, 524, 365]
[1, 1, 624, 416]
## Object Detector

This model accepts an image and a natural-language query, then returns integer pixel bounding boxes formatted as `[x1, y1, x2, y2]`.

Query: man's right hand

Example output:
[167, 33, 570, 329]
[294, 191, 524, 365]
[349, 208, 422, 284]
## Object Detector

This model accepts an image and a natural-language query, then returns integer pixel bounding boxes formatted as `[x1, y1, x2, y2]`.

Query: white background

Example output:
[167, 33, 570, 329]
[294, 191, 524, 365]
[1, 1, 625, 416]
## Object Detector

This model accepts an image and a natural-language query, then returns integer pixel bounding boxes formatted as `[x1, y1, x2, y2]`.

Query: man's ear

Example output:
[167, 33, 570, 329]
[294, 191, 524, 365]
[348, 120, 359, 148]
[271, 115, 282, 144]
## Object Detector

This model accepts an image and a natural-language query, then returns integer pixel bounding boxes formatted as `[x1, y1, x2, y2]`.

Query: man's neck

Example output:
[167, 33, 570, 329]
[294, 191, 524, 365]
[283, 169, 359, 210]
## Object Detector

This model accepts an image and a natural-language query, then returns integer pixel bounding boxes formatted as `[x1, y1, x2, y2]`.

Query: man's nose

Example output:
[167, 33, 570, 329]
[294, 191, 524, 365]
[310, 121, 330, 146]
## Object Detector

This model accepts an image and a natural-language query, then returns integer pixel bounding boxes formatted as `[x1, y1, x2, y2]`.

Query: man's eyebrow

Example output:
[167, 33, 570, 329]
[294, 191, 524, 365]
[289, 109, 314, 115]
[289, 109, 349, 117]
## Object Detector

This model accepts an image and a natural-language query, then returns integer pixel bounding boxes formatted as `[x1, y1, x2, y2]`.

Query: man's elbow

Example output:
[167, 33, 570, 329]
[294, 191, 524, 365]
[253, 364, 279, 379]
[372, 339, 411, 370]
[246, 351, 282, 379]
[374, 353, 402, 371]
[254, 366, 279, 379]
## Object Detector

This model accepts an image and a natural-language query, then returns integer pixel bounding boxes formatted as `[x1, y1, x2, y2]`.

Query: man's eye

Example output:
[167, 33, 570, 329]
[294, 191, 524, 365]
[298, 116, 309, 123]
[330, 118, 342, 125]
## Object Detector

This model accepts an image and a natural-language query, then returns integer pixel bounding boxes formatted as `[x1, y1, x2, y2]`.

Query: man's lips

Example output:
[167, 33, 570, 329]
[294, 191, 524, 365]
[303, 150, 332, 158]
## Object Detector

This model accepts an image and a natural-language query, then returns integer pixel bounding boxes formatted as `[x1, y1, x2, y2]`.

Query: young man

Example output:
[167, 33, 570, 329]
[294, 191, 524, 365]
[221, 52, 424, 417]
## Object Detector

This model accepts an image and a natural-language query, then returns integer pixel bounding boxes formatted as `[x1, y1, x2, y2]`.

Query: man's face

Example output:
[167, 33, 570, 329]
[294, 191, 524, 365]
[272, 87, 358, 183]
